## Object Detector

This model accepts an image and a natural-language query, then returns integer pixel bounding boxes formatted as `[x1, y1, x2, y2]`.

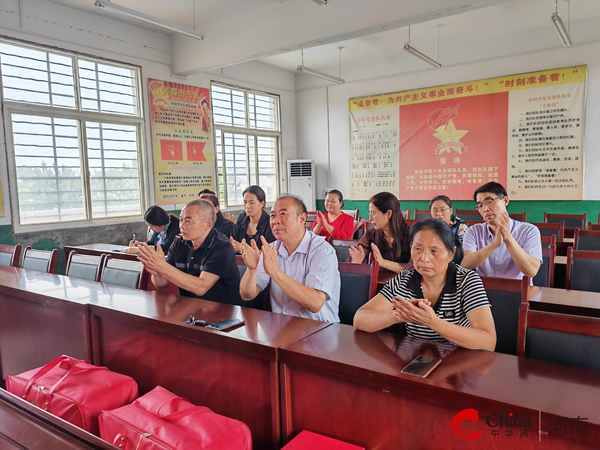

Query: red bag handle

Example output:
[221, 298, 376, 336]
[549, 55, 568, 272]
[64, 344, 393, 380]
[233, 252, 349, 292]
[155, 396, 210, 422]
[22, 356, 99, 406]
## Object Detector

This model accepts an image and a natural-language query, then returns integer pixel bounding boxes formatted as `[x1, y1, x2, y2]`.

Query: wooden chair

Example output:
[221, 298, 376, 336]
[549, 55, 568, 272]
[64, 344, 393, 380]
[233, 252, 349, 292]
[65, 251, 105, 282]
[331, 239, 360, 263]
[540, 234, 557, 248]
[566, 248, 600, 292]
[21, 247, 58, 274]
[464, 219, 482, 227]
[480, 276, 530, 355]
[340, 209, 359, 220]
[455, 209, 481, 221]
[338, 261, 379, 326]
[531, 222, 564, 242]
[508, 212, 526, 221]
[100, 255, 148, 290]
[306, 211, 318, 222]
[573, 228, 600, 251]
[588, 222, 600, 231]
[305, 220, 315, 230]
[354, 218, 371, 240]
[0, 244, 22, 267]
[401, 209, 410, 220]
[533, 236, 555, 288]
[404, 219, 422, 230]
[544, 213, 586, 239]
[413, 209, 431, 220]
[235, 255, 268, 310]
[517, 303, 600, 371]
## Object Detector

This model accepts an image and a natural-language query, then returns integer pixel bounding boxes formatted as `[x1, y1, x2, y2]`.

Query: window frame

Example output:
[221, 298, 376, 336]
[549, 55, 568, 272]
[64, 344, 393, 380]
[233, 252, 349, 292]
[0, 40, 147, 233]
[210, 82, 281, 210]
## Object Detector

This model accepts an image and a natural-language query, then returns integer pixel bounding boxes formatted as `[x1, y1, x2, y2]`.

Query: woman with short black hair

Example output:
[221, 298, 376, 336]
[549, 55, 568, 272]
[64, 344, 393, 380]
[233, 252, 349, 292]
[354, 219, 496, 351]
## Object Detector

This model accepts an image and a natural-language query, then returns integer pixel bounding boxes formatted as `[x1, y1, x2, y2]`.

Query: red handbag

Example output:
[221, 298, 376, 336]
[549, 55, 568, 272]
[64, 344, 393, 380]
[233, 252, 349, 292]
[6, 355, 138, 435]
[99, 386, 252, 450]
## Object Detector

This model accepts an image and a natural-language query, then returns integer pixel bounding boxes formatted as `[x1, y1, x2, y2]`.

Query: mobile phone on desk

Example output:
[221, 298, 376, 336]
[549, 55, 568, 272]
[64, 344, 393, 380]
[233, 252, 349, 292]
[206, 318, 245, 331]
[401, 355, 441, 378]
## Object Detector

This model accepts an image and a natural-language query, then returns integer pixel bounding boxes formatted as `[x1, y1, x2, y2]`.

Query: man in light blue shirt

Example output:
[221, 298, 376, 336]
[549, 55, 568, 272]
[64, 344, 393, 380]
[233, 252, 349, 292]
[239, 195, 340, 323]
[462, 182, 541, 281]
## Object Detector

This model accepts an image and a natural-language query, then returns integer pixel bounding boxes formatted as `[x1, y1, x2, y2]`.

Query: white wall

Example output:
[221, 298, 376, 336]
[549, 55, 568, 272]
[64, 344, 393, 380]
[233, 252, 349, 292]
[296, 41, 600, 200]
[0, 0, 296, 226]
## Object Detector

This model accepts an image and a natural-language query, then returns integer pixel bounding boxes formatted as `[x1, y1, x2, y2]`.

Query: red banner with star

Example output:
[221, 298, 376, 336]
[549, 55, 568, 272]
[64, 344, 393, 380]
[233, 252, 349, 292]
[349, 66, 586, 200]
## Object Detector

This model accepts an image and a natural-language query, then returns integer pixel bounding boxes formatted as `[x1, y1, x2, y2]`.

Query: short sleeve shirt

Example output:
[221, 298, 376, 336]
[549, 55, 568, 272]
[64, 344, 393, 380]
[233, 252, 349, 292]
[255, 230, 340, 323]
[166, 229, 241, 304]
[379, 264, 490, 345]
[462, 219, 542, 280]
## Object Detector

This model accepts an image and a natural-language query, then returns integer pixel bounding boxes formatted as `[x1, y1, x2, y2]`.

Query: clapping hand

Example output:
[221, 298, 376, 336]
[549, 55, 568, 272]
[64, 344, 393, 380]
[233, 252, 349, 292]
[226, 212, 237, 224]
[240, 238, 261, 269]
[260, 236, 279, 277]
[348, 245, 365, 264]
[230, 236, 242, 253]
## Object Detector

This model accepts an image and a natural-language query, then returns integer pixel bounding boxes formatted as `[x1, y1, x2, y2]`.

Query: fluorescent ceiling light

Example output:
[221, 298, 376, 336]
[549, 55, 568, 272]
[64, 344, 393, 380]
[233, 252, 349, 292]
[297, 65, 345, 84]
[311, 0, 328, 5]
[94, 0, 204, 41]
[403, 43, 442, 68]
[550, 12, 572, 47]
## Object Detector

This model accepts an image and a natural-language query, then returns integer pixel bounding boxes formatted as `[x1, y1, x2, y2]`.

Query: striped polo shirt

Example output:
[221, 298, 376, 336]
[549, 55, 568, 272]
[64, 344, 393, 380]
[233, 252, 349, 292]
[379, 263, 490, 345]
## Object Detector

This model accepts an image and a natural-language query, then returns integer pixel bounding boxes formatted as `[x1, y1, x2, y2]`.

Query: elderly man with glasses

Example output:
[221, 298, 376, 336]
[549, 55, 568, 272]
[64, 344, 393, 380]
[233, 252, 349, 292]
[461, 182, 541, 281]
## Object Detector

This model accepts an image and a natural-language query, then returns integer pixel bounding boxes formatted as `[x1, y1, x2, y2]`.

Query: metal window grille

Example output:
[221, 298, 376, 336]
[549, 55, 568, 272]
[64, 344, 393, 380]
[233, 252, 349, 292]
[211, 83, 280, 208]
[0, 40, 144, 228]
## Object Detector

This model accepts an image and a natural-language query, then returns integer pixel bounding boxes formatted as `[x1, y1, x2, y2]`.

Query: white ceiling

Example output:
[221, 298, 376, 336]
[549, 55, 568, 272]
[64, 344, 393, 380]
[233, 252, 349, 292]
[49, 0, 600, 81]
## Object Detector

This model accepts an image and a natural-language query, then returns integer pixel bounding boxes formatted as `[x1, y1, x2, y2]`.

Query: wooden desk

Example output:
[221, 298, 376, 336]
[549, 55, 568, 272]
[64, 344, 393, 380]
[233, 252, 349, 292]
[529, 286, 600, 317]
[0, 269, 94, 379]
[280, 324, 599, 449]
[376, 269, 398, 289]
[0, 389, 114, 449]
[88, 291, 331, 450]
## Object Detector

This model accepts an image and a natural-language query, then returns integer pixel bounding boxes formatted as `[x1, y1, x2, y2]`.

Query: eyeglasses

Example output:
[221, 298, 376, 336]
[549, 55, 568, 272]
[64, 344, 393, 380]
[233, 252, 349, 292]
[475, 196, 504, 210]
[368, 211, 379, 218]
[431, 207, 450, 214]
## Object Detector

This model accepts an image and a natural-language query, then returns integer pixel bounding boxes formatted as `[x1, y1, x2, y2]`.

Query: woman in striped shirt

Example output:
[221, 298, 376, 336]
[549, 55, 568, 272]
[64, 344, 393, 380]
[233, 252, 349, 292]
[354, 219, 496, 351]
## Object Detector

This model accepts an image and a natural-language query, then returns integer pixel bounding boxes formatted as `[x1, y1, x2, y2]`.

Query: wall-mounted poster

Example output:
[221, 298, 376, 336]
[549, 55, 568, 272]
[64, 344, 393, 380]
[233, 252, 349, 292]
[149, 79, 215, 205]
[349, 66, 586, 200]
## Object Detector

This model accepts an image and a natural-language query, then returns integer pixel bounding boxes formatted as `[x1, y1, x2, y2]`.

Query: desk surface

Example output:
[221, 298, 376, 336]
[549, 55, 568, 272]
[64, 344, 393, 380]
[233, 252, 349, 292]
[529, 286, 600, 316]
[280, 324, 600, 448]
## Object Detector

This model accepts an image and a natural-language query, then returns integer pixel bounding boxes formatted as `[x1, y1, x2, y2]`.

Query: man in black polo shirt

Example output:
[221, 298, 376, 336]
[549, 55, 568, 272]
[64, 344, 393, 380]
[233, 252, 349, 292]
[136, 199, 241, 304]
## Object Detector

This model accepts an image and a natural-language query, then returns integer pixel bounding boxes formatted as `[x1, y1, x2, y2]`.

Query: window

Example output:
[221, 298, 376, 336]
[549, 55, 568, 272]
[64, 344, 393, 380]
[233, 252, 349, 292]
[211, 83, 280, 208]
[0, 41, 144, 228]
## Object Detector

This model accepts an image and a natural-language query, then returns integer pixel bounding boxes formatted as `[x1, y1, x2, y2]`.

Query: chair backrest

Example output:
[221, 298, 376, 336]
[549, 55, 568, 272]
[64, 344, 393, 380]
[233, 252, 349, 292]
[480, 276, 530, 355]
[531, 222, 564, 242]
[508, 212, 526, 222]
[21, 247, 58, 273]
[340, 209, 359, 220]
[455, 209, 481, 221]
[566, 248, 600, 292]
[331, 239, 360, 263]
[100, 255, 147, 289]
[338, 261, 379, 326]
[403, 219, 422, 230]
[306, 211, 318, 222]
[354, 218, 372, 239]
[544, 213, 586, 238]
[0, 244, 22, 267]
[414, 209, 431, 220]
[588, 223, 600, 231]
[533, 239, 555, 288]
[66, 251, 105, 282]
[517, 304, 600, 371]
[540, 234, 557, 248]
[401, 210, 410, 220]
[305, 220, 315, 230]
[235, 255, 268, 310]
[573, 228, 600, 251]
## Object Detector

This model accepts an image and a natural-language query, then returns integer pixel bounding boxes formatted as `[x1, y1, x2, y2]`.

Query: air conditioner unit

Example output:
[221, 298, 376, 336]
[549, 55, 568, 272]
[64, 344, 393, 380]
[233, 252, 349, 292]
[287, 159, 316, 211]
